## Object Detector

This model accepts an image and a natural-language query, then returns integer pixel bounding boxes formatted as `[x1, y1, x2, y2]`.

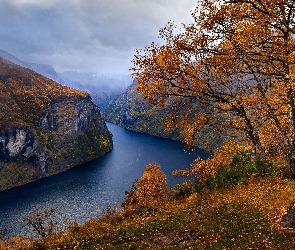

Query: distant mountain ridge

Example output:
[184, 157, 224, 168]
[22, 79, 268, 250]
[0, 49, 132, 110]
[0, 49, 66, 84]
[59, 71, 131, 111]
[0, 49, 33, 69]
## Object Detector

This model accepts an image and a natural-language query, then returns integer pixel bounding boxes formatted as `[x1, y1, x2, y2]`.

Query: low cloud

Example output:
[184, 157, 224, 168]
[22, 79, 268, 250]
[0, 0, 195, 74]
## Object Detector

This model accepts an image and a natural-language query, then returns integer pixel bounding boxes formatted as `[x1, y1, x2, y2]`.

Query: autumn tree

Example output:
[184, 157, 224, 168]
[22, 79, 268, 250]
[122, 163, 168, 209]
[132, 0, 295, 173]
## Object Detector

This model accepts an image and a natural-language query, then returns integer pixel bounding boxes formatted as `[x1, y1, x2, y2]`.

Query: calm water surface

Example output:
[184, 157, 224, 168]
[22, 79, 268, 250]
[0, 123, 207, 238]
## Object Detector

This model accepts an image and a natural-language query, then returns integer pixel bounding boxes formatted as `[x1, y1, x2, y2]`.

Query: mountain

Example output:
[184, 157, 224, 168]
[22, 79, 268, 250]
[59, 71, 131, 111]
[0, 49, 131, 111]
[0, 49, 32, 69]
[0, 57, 113, 191]
[104, 79, 180, 139]
[104, 79, 226, 150]
[0, 49, 67, 84]
[29, 62, 67, 85]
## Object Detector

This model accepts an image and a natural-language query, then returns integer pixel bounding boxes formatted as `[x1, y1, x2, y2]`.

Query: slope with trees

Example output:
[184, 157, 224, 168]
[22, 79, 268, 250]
[0, 58, 113, 191]
[132, 0, 295, 173]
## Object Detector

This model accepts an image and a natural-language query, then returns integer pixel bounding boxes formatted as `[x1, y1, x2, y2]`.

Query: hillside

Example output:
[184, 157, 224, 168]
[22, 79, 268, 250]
[2, 146, 295, 249]
[0, 57, 113, 190]
[104, 79, 226, 150]
[104, 79, 177, 139]
[0, 58, 88, 129]
[0, 49, 131, 111]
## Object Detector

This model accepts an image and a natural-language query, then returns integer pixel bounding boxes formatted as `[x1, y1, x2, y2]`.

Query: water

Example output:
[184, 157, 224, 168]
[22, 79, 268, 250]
[0, 123, 207, 238]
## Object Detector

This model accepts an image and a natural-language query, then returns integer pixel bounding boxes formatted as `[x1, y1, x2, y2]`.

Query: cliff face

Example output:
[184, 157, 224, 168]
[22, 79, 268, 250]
[0, 58, 112, 191]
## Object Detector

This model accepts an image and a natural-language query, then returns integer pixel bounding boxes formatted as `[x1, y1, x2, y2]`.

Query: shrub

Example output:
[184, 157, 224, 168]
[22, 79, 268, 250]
[23, 206, 76, 238]
[182, 142, 279, 193]
[23, 207, 59, 238]
[122, 162, 168, 210]
[171, 180, 193, 199]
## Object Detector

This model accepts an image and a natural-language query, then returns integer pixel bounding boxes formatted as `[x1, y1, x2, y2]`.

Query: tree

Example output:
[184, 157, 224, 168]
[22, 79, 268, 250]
[122, 163, 168, 209]
[132, 0, 295, 173]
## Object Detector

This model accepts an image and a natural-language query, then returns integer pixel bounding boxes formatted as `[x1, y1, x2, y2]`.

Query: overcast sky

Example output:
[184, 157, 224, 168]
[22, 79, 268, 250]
[0, 0, 196, 74]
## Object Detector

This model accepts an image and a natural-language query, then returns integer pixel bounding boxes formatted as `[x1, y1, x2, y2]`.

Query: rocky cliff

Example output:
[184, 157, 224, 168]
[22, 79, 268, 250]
[0, 58, 112, 191]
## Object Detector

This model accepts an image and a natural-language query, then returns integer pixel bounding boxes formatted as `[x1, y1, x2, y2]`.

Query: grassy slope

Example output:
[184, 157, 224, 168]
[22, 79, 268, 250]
[3, 162, 295, 249]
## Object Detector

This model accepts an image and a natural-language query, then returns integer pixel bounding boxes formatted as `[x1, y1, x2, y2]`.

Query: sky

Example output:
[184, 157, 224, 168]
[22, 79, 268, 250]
[0, 0, 196, 74]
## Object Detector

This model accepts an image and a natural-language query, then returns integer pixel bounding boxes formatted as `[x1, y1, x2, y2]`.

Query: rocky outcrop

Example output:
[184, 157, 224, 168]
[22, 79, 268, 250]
[0, 58, 113, 191]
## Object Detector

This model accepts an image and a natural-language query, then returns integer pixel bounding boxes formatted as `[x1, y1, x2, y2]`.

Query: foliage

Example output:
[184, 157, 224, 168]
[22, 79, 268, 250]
[122, 162, 168, 210]
[23, 207, 59, 238]
[23, 206, 76, 239]
[171, 180, 194, 199]
[0, 58, 88, 129]
[104, 79, 180, 139]
[105, 79, 226, 150]
[193, 143, 279, 191]
[132, 0, 295, 173]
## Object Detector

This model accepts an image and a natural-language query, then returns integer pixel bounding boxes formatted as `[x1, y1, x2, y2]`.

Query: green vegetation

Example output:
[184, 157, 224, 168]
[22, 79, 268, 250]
[104, 80, 175, 139]
[104, 80, 224, 150]
[0, 162, 35, 190]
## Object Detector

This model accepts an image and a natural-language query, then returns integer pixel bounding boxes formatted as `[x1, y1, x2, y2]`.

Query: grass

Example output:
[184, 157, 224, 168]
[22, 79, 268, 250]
[2, 150, 295, 249]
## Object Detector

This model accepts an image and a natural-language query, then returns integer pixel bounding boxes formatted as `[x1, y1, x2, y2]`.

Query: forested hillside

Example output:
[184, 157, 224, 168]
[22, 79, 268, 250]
[0, 57, 112, 191]
[104, 79, 226, 150]
[0, 58, 88, 129]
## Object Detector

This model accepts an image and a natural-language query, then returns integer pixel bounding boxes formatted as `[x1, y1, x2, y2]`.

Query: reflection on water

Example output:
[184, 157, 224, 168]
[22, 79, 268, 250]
[0, 123, 207, 237]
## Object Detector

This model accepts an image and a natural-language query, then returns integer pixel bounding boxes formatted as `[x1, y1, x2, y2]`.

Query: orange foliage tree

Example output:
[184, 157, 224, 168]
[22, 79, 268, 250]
[132, 0, 295, 173]
[122, 163, 168, 209]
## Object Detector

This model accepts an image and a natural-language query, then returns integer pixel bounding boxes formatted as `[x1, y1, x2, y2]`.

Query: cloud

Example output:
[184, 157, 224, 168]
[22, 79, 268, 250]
[0, 0, 195, 74]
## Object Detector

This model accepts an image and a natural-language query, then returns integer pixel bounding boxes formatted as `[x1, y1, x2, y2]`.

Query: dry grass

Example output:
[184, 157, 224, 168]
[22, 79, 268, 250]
[2, 145, 295, 249]
[1, 175, 295, 249]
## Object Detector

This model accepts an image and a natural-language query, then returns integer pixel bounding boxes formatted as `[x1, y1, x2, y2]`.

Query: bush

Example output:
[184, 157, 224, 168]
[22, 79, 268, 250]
[23, 206, 76, 238]
[122, 163, 168, 210]
[23, 207, 59, 238]
[194, 148, 277, 192]
[171, 180, 193, 199]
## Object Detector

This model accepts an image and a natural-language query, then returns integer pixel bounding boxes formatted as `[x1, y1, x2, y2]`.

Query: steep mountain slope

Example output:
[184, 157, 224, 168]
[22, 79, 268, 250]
[0, 49, 131, 111]
[104, 79, 226, 150]
[0, 57, 113, 191]
[104, 79, 180, 139]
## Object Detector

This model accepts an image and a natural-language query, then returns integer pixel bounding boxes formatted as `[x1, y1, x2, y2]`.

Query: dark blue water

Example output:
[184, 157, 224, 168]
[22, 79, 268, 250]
[0, 123, 207, 238]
